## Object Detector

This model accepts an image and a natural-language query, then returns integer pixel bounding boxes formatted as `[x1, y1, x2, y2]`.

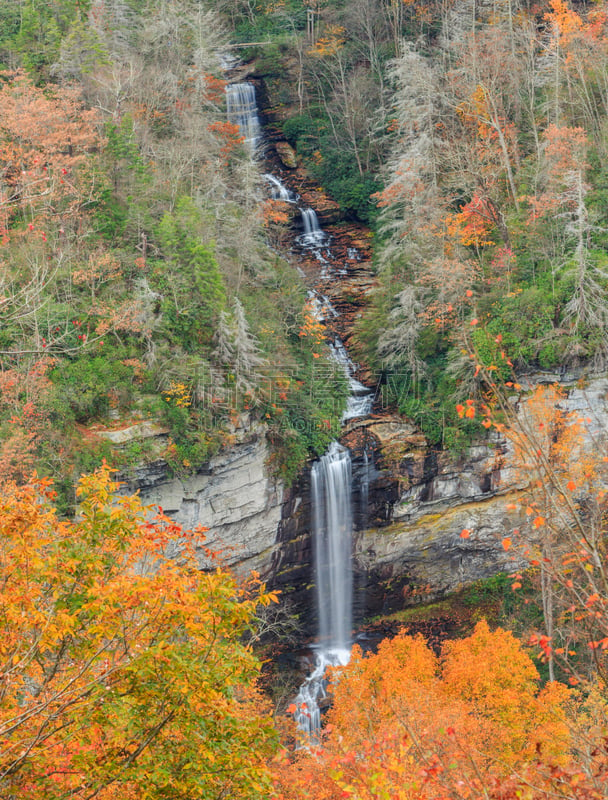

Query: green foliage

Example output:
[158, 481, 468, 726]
[283, 114, 382, 223]
[282, 114, 321, 150]
[231, 0, 308, 41]
[13, 0, 89, 77]
[265, 346, 349, 483]
[51, 357, 135, 423]
[155, 197, 227, 351]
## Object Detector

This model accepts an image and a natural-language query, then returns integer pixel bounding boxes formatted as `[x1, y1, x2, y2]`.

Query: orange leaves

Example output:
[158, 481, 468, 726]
[261, 198, 290, 227]
[202, 73, 227, 104]
[460, 528, 471, 538]
[445, 193, 496, 248]
[533, 516, 545, 529]
[456, 400, 475, 419]
[298, 300, 326, 351]
[502, 537, 512, 551]
[207, 120, 245, 164]
[0, 71, 100, 224]
[276, 623, 571, 800]
[0, 465, 277, 798]
[545, 0, 584, 45]
[309, 25, 346, 57]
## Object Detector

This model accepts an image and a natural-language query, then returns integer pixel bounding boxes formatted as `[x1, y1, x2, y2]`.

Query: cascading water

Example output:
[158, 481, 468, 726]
[298, 207, 328, 247]
[223, 81, 371, 741]
[294, 442, 353, 739]
[226, 82, 261, 151]
[328, 339, 374, 422]
[264, 173, 298, 203]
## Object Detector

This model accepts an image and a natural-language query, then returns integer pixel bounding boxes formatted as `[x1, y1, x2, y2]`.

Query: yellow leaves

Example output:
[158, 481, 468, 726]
[0, 466, 277, 798]
[163, 380, 192, 407]
[309, 25, 346, 57]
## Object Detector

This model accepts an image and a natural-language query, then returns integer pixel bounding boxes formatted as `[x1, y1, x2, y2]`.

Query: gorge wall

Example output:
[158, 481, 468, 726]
[126, 375, 608, 631]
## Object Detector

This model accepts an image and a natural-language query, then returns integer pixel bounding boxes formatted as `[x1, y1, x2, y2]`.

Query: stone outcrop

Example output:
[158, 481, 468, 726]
[355, 493, 528, 615]
[349, 374, 608, 616]
[275, 141, 298, 168]
[120, 428, 284, 578]
[115, 369, 608, 634]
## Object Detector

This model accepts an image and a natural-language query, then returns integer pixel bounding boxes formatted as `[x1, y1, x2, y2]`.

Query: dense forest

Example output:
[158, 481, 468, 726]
[2, 0, 608, 797]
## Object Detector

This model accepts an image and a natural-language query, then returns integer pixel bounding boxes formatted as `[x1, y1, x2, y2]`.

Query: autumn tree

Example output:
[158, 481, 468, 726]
[0, 69, 100, 231]
[276, 621, 575, 800]
[0, 464, 278, 799]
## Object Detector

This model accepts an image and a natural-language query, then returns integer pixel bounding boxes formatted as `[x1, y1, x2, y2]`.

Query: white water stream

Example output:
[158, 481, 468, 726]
[226, 83, 372, 740]
[226, 82, 262, 151]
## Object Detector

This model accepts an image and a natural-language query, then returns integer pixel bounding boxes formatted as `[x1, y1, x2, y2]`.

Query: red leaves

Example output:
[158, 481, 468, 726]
[457, 399, 476, 419]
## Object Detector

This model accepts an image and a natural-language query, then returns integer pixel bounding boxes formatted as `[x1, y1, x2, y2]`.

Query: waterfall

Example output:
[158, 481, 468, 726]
[312, 442, 353, 653]
[264, 173, 297, 203]
[294, 442, 353, 740]
[225, 80, 369, 740]
[298, 208, 328, 247]
[328, 339, 374, 421]
[226, 82, 261, 151]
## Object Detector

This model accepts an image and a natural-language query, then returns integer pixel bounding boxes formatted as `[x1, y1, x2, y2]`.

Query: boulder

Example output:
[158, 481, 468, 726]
[275, 141, 298, 168]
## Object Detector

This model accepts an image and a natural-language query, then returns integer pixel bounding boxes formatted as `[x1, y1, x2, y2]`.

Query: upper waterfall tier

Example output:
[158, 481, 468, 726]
[226, 82, 261, 151]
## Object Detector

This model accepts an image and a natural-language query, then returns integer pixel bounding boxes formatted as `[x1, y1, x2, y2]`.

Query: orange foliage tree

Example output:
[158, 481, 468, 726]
[0, 465, 278, 799]
[0, 70, 100, 233]
[274, 622, 578, 800]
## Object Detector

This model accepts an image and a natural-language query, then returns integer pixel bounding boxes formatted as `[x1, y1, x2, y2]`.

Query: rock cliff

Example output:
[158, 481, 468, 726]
[119, 376, 608, 631]
[120, 427, 284, 577]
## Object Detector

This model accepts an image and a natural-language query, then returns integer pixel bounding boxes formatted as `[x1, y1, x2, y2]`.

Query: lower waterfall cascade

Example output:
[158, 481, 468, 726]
[293, 442, 354, 738]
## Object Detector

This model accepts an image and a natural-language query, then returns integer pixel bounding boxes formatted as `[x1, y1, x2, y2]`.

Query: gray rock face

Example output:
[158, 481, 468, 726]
[119, 376, 608, 623]
[352, 375, 608, 615]
[122, 432, 284, 577]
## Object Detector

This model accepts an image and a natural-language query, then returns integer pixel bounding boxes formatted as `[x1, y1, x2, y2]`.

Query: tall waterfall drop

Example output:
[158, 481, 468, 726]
[226, 82, 261, 150]
[312, 442, 353, 656]
[221, 80, 365, 740]
[294, 443, 353, 738]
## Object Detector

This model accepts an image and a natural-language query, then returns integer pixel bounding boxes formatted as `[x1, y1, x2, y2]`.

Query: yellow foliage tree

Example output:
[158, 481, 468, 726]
[0, 465, 278, 799]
